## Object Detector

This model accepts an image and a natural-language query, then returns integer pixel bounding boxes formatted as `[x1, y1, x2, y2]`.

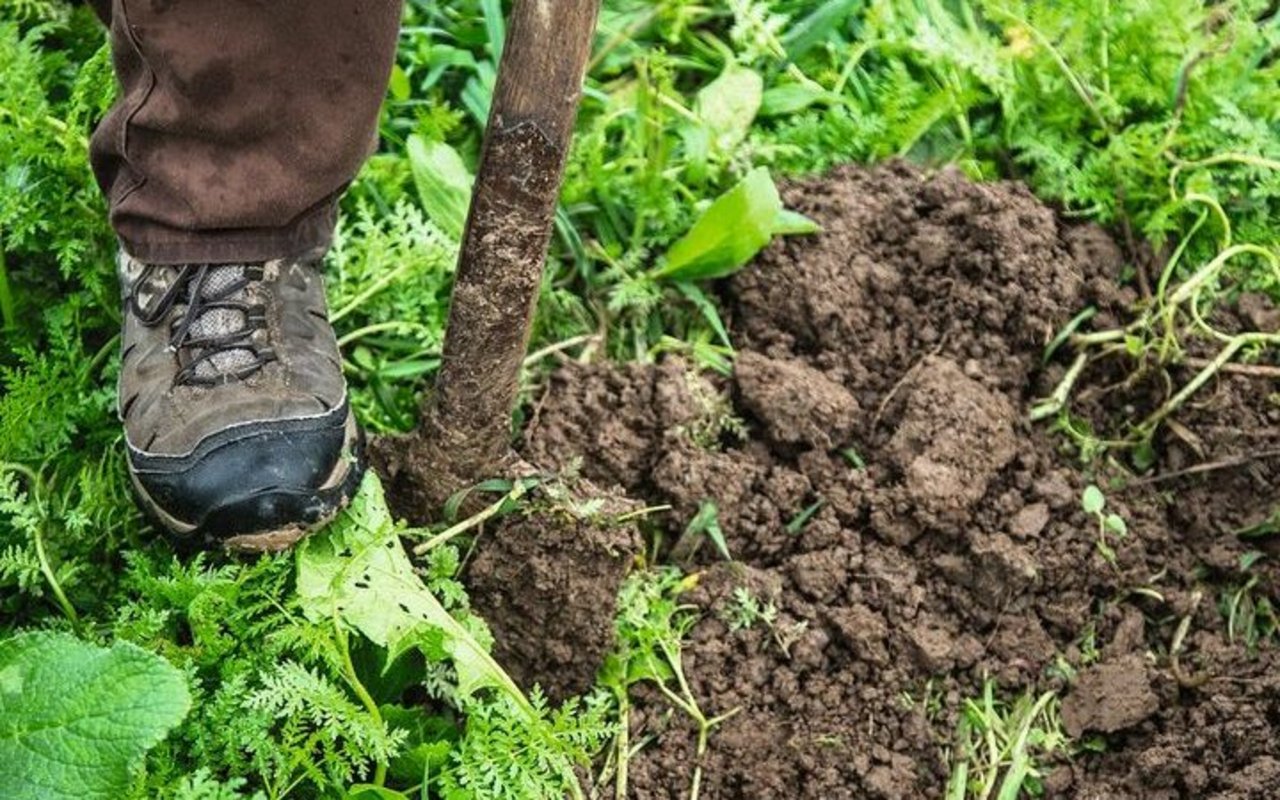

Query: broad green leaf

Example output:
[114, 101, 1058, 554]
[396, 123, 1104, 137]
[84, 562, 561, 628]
[773, 208, 822, 235]
[461, 62, 496, 124]
[1081, 485, 1106, 514]
[760, 83, 831, 117]
[654, 168, 783, 282]
[381, 704, 454, 785]
[480, 0, 505, 61]
[406, 135, 473, 241]
[0, 632, 191, 800]
[387, 65, 411, 102]
[782, 0, 862, 60]
[296, 474, 530, 710]
[695, 63, 763, 152]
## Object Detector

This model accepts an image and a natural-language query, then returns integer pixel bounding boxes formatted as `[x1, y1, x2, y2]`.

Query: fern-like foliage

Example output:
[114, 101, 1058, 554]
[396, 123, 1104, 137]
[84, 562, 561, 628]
[246, 661, 407, 788]
[438, 691, 614, 800]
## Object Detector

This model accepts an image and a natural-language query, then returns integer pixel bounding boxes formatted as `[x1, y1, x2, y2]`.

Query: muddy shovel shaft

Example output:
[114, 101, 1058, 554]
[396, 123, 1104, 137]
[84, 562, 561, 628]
[423, 0, 601, 479]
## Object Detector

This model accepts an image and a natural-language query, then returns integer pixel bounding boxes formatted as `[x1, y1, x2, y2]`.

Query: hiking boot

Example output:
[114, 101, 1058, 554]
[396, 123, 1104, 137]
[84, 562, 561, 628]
[118, 253, 364, 551]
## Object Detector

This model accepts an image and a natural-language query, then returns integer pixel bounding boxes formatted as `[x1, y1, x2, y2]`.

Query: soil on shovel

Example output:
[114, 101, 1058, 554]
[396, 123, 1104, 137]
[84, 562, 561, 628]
[456, 162, 1280, 798]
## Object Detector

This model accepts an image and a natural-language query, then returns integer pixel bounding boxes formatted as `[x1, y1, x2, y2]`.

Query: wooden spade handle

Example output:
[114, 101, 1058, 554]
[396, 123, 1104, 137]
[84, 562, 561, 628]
[407, 0, 602, 499]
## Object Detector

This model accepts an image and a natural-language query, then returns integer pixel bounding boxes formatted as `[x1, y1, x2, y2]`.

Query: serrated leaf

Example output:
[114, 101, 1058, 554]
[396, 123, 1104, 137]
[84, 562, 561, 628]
[296, 473, 529, 710]
[0, 632, 191, 800]
[1081, 485, 1106, 514]
[406, 135, 473, 241]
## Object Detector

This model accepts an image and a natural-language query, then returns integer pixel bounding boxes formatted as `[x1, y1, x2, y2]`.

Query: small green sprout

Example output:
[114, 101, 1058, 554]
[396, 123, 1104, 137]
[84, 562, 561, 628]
[784, 498, 825, 535]
[1081, 485, 1127, 564]
[1236, 506, 1280, 538]
[1221, 551, 1279, 651]
[720, 586, 778, 631]
[671, 500, 731, 562]
[898, 678, 945, 722]
[840, 447, 866, 469]
[717, 586, 808, 656]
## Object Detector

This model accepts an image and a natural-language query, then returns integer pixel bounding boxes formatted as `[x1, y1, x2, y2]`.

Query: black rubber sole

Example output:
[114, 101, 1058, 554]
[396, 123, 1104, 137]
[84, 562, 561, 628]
[129, 409, 366, 553]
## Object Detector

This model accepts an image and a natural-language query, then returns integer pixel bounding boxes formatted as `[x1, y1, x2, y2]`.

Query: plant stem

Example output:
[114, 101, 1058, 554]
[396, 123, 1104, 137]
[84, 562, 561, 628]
[523, 332, 599, 367]
[0, 235, 15, 331]
[331, 256, 420, 323]
[31, 516, 79, 627]
[336, 320, 440, 348]
[614, 694, 630, 800]
[653, 637, 742, 800]
[411, 480, 529, 555]
[1138, 332, 1280, 437]
[1029, 352, 1087, 422]
[0, 463, 78, 626]
[335, 617, 388, 787]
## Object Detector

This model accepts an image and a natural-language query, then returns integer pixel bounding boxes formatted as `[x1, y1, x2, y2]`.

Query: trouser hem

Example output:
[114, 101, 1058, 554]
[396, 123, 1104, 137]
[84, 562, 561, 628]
[115, 203, 337, 265]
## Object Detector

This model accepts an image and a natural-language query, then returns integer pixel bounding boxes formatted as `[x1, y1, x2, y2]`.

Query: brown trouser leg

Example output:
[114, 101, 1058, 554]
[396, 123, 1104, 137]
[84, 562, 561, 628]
[88, 0, 402, 265]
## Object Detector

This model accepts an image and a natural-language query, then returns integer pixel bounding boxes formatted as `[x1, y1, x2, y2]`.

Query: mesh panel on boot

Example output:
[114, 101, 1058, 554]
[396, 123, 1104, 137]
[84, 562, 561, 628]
[188, 266, 258, 378]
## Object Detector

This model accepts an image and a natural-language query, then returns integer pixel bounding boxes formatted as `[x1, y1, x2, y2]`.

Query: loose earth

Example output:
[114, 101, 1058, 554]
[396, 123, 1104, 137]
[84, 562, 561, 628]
[459, 162, 1280, 799]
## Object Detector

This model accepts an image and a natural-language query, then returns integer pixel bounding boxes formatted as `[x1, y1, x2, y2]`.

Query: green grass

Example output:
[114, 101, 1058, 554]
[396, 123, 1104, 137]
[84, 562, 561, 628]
[945, 681, 1069, 800]
[1221, 551, 1280, 651]
[2, 0, 1279, 797]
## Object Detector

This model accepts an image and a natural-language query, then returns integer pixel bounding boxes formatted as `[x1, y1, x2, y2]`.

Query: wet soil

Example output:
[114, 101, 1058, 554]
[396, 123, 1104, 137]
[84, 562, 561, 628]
[465, 162, 1280, 797]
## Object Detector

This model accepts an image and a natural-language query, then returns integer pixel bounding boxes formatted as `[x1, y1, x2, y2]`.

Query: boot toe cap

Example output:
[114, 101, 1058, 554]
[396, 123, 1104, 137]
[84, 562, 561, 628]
[128, 404, 362, 541]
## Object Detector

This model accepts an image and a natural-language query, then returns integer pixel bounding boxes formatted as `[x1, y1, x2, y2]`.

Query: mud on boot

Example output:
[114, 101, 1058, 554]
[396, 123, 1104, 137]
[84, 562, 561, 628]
[118, 253, 364, 551]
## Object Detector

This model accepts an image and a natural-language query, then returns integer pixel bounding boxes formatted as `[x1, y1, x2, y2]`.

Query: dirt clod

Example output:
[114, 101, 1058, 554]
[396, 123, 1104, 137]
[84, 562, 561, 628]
[734, 351, 860, 450]
[1061, 655, 1160, 736]
[462, 508, 637, 702]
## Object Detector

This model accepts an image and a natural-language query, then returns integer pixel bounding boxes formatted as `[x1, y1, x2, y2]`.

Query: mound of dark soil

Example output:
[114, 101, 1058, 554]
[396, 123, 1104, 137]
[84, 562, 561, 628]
[475, 162, 1280, 798]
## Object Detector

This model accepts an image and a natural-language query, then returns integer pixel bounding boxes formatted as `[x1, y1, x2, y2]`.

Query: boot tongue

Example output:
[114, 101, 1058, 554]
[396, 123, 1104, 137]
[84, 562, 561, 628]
[186, 265, 258, 380]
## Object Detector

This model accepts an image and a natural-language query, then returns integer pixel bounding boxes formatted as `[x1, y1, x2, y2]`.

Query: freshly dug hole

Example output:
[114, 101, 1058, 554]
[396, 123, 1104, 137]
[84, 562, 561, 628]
[495, 162, 1280, 798]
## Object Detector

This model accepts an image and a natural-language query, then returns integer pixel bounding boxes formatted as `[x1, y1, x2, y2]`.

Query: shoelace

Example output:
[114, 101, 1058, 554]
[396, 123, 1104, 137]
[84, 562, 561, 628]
[128, 263, 277, 386]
